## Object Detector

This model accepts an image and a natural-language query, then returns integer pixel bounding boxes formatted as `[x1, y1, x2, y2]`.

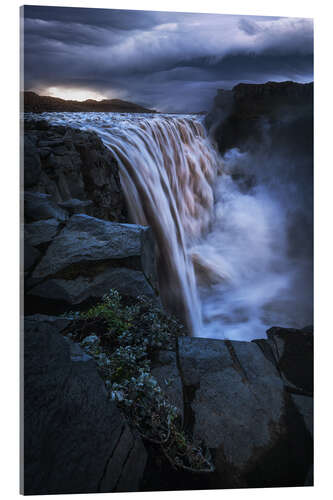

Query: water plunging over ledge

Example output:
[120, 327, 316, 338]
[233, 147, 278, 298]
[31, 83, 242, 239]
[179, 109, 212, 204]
[25, 112, 313, 340]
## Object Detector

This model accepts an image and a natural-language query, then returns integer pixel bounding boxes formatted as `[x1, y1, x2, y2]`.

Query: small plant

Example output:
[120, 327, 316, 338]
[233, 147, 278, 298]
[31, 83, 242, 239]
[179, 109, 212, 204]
[64, 290, 214, 473]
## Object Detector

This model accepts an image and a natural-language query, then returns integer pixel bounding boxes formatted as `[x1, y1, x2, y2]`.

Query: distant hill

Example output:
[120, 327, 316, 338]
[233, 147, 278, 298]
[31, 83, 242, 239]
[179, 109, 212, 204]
[23, 91, 156, 114]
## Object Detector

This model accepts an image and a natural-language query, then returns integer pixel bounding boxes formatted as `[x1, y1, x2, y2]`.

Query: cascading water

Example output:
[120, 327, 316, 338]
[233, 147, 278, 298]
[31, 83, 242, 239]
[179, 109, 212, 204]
[27, 112, 313, 340]
[32, 112, 221, 336]
[97, 115, 221, 336]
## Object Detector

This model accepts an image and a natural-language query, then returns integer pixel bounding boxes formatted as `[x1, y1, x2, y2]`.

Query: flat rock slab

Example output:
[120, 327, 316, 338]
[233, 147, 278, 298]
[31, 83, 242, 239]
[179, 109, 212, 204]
[32, 214, 149, 279]
[25, 213, 157, 310]
[24, 318, 147, 495]
[178, 337, 312, 488]
[178, 338, 283, 458]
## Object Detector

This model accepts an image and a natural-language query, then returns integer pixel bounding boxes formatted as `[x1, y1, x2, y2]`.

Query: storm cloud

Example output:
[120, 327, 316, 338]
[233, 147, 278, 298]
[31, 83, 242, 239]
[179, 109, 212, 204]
[23, 6, 313, 112]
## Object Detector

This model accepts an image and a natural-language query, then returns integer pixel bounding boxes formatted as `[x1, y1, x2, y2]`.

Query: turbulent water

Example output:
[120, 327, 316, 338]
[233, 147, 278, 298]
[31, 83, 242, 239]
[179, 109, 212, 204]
[26, 112, 313, 340]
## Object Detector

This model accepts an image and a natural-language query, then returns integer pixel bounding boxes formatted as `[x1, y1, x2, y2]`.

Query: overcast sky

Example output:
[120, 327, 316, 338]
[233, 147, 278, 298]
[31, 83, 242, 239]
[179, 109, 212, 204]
[23, 6, 313, 112]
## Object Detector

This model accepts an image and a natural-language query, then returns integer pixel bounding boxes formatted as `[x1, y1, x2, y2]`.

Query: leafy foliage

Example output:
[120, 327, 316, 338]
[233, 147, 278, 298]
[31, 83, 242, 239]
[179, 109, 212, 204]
[65, 290, 214, 473]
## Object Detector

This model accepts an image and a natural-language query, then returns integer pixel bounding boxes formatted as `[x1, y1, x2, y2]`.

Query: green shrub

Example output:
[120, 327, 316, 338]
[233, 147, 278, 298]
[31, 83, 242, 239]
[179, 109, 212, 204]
[65, 290, 214, 473]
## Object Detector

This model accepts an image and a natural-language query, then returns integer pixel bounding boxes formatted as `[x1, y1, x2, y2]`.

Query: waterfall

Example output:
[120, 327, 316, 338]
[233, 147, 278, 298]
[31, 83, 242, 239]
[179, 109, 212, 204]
[34, 112, 222, 335]
[101, 116, 222, 335]
[30, 111, 313, 340]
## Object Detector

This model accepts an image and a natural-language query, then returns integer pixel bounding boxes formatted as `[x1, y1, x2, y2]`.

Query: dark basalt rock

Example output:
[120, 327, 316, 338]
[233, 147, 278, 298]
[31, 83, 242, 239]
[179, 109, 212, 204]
[31, 215, 151, 279]
[28, 267, 154, 306]
[24, 241, 41, 273]
[24, 136, 42, 188]
[24, 191, 68, 223]
[144, 331, 313, 491]
[23, 120, 157, 313]
[25, 214, 156, 312]
[151, 350, 184, 422]
[58, 198, 94, 215]
[23, 120, 128, 222]
[206, 81, 313, 155]
[177, 337, 312, 488]
[23, 316, 147, 495]
[25, 218, 62, 247]
[266, 325, 313, 394]
[23, 318, 313, 493]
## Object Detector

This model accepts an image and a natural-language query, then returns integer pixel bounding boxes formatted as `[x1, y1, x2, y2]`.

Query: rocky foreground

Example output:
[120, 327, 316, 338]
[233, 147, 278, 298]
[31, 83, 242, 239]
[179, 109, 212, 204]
[25, 314, 313, 494]
[23, 114, 313, 494]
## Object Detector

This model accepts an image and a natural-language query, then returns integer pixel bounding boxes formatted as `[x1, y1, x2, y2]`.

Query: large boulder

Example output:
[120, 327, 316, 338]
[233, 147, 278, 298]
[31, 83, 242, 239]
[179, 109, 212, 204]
[32, 214, 149, 279]
[176, 336, 312, 488]
[24, 316, 147, 495]
[26, 214, 156, 310]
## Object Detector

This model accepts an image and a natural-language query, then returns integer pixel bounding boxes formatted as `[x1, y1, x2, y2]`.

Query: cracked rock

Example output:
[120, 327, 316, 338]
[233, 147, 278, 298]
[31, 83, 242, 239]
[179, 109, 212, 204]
[178, 337, 312, 488]
[24, 317, 147, 495]
[151, 350, 184, 421]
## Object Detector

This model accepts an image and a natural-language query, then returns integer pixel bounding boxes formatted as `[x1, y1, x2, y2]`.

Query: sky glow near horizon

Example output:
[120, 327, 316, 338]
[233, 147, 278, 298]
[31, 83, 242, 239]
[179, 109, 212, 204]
[46, 87, 108, 102]
[23, 6, 314, 112]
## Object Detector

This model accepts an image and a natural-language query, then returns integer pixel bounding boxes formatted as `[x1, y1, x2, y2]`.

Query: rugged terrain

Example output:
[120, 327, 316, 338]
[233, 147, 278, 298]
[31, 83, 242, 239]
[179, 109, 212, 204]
[206, 80, 313, 154]
[22, 84, 313, 493]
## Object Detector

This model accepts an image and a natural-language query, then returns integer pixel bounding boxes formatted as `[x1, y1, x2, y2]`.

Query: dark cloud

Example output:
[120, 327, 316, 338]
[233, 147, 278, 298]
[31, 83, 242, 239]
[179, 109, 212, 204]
[23, 6, 160, 30]
[23, 6, 313, 112]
